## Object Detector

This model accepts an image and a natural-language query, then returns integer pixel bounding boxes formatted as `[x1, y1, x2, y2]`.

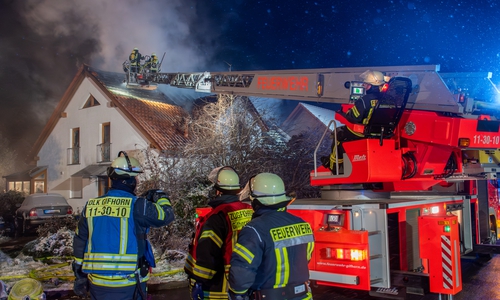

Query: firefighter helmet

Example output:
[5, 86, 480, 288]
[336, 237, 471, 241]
[360, 70, 386, 86]
[107, 151, 143, 179]
[248, 173, 291, 205]
[208, 166, 240, 191]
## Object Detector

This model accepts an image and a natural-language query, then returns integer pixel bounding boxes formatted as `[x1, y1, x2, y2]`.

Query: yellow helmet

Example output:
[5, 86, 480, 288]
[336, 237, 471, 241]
[107, 151, 143, 179]
[208, 166, 240, 191]
[248, 173, 290, 205]
[360, 70, 386, 86]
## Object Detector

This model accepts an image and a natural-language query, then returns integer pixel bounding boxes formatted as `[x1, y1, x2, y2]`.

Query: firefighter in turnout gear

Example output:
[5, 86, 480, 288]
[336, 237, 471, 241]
[144, 53, 160, 73]
[72, 151, 175, 300]
[185, 166, 253, 300]
[129, 48, 144, 73]
[228, 173, 314, 300]
[321, 70, 388, 174]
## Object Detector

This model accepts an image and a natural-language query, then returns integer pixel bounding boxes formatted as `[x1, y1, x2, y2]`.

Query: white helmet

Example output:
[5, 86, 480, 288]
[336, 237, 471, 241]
[360, 70, 386, 86]
[208, 166, 240, 191]
[248, 173, 291, 205]
[107, 151, 143, 179]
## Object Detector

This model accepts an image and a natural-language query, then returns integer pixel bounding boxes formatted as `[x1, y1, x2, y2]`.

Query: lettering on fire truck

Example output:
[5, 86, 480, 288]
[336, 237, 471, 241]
[257, 76, 309, 91]
[352, 154, 367, 162]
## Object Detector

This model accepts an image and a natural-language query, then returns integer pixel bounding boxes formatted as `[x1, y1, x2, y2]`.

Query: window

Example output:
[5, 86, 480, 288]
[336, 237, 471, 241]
[98, 176, 110, 196]
[68, 128, 80, 165]
[8, 181, 30, 194]
[97, 123, 111, 162]
[83, 95, 100, 108]
[33, 170, 47, 193]
[70, 177, 82, 199]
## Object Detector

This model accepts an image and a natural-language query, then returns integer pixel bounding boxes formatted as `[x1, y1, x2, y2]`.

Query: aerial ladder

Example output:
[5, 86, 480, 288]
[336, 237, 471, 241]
[125, 64, 500, 299]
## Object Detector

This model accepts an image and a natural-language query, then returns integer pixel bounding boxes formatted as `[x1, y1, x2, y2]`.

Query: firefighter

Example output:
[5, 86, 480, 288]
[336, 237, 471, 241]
[129, 48, 144, 73]
[144, 53, 160, 73]
[185, 166, 253, 300]
[72, 151, 175, 300]
[321, 70, 387, 174]
[228, 173, 314, 300]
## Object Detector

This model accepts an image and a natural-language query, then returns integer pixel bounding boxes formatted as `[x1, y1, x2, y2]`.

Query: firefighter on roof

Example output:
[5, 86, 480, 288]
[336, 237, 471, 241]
[321, 70, 388, 174]
[185, 166, 253, 300]
[144, 53, 160, 73]
[228, 173, 314, 300]
[129, 48, 144, 73]
[72, 151, 175, 300]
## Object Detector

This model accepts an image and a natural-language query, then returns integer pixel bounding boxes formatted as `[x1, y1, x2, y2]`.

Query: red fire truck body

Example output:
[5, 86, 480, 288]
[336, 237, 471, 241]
[129, 64, 500, 298]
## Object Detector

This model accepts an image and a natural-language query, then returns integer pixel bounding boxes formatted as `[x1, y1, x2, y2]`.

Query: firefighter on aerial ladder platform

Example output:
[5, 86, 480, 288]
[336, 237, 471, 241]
[144, 53, 160, 73]
[228, 173, 314, 300]
[321, 70, 388, 174]
[129, 48, 144, 73]
[185, 166, 253, 300]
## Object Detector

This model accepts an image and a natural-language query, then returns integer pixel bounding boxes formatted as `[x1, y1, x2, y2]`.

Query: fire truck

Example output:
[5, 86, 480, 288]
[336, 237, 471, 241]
[126, 64, 500, 299]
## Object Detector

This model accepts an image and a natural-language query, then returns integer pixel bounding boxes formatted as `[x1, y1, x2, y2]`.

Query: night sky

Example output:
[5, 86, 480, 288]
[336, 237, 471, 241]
[1, 0, 499, 165]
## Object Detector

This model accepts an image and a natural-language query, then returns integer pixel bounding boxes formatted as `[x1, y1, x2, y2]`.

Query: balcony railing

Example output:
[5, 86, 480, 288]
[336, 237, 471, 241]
[67, 147, 80, 165]
[97, 143, 112, 163]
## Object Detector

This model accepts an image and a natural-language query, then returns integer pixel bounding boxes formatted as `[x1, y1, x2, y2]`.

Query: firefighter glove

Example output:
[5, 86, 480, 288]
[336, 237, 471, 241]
[142, 189, 169, 203]
[72, 261, 88, 297]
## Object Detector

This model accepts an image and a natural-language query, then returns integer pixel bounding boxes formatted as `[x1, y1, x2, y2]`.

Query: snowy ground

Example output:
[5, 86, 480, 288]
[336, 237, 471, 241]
[0, 231, 188, 295]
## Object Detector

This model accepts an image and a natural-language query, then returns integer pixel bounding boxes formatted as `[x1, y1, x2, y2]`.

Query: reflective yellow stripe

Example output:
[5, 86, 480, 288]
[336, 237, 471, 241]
[89, 273, 148, 287]
[351, 106, 360, 118]
[274, 247, 289, 288]
[233, 243, 254, 264]
[155, 203, 165, 220]
[307, 241, 314, 261]
[157, 198, 171, 207]
[120, 217, 128, 254]
[205, 291, 229, 299]
[191, 263, 217, 280]
[200, 230, 223, 248]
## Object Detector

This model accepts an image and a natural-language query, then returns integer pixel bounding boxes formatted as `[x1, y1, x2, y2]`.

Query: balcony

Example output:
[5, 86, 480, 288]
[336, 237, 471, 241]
[67, 147, 80, 165]
[97, 143, 112, 163]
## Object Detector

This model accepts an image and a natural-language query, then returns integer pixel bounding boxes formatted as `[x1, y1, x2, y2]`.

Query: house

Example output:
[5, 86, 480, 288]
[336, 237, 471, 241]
[7, 65, 211, 212]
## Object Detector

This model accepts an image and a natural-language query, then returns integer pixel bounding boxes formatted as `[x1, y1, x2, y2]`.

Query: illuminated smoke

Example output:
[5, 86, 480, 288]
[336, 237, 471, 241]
[0, 0, 221, 164]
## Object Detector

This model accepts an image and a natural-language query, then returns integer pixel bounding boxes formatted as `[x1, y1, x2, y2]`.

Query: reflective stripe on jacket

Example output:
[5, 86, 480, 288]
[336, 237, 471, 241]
[228, 207, 314, 298]
[81, 190, 140, 287]
[185, 197, 253, 298]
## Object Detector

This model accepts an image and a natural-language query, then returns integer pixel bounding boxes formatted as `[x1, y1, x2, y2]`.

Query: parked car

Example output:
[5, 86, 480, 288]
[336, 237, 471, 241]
[15, 193, 73, 234]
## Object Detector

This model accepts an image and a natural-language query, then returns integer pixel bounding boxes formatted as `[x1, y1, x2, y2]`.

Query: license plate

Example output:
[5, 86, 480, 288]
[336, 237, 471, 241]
[44, 209, 61, 214]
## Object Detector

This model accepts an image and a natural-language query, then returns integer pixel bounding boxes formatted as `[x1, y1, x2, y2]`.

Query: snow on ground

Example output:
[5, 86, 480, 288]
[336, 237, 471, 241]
[0, 230, 187, 294]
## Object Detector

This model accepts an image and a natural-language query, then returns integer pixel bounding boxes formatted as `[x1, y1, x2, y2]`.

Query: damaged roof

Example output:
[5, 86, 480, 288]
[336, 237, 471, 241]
[28, 65, 212, 162]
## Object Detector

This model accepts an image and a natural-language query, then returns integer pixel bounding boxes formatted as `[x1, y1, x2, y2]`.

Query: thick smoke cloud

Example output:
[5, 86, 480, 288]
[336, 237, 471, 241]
[0, 0, 223, 165]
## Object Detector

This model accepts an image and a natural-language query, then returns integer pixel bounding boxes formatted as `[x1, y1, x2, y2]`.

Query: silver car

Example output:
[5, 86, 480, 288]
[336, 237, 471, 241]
[15, 193, 73, 234]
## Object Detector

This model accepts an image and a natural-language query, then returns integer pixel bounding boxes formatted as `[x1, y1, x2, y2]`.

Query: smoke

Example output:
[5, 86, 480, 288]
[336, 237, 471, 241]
[0, 0, 224, 165]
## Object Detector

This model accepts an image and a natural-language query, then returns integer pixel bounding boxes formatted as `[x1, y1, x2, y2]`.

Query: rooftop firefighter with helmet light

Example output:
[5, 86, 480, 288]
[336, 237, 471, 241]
[72, 151, 175, 300]
[228, 173, 314, 300]
[321, 70, 389, 175]
[185, 166, 253, 300]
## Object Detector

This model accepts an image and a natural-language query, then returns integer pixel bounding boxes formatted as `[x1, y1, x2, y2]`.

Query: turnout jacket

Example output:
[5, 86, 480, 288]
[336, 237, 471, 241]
[228, 207, 314, 299]
[73, 188, 174, 288]
[344, 92, 379, 137]
[185, 194, 253, 299]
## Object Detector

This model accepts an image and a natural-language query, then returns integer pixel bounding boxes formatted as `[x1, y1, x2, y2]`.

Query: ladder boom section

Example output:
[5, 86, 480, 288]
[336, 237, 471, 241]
[143, 65, 474, 113]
